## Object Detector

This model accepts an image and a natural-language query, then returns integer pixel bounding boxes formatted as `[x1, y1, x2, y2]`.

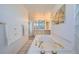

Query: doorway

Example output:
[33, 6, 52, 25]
[22, 25, 25, 36]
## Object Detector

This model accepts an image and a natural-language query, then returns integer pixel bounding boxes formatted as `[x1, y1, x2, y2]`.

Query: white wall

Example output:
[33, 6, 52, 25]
[0, 5, 28, 45]
[51, 5, 76, 52]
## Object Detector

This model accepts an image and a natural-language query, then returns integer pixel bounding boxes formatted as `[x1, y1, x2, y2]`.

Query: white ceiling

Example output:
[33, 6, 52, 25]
[24, 4, 58, 13]
[24, 4, 64, 20]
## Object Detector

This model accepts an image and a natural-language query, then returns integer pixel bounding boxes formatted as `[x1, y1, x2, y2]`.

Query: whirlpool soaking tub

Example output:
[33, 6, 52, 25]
[27, 35, 65, 54]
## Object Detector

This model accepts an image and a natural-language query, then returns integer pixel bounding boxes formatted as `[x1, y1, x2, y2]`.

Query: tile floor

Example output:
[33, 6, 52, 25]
[17, 36, 35, 54]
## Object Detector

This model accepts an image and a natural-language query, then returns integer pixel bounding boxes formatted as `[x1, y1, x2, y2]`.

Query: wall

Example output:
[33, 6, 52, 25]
[51, 5, 76, 53]
[0, 5, 28, 45]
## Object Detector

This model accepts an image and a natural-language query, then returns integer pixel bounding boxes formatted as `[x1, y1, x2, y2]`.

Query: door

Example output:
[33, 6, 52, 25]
[0, 23, 6, 50]
[22, 25, 24, 36]
[29, 20, 33, 36]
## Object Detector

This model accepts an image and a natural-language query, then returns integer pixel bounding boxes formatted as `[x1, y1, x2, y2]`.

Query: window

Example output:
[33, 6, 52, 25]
[34, 20, 45, 30]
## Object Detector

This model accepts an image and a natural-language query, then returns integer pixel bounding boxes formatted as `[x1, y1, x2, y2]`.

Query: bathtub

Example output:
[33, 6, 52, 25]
[27, 35, 64, 54]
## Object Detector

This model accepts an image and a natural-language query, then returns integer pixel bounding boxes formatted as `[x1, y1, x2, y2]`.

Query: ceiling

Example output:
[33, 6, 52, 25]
[24, 4, 64, 21]
[25, 4, 57, 13]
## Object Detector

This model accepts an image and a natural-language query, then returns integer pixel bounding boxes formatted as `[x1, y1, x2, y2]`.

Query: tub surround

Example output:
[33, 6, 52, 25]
[33, 30, 51, 35]
[27, 35, 64, 54]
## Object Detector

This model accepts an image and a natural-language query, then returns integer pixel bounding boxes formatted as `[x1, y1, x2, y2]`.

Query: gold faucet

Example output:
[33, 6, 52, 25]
[38, 41, 43, 48]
